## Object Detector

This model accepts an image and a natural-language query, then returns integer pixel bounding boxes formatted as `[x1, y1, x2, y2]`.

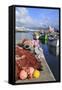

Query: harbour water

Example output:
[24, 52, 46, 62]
[16, 31, 59, 81]
[16, 31, 33, 41]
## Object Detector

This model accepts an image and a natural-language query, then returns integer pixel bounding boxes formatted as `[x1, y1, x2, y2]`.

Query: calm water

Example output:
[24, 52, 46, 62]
[16, 32, 33, 42]
[16, 31, 59, 81]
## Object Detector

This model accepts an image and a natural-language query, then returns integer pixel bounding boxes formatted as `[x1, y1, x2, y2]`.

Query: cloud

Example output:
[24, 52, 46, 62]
[16, 7, 44, 28]
[16, 7, 34, 28]
[16, 7, 59, 30]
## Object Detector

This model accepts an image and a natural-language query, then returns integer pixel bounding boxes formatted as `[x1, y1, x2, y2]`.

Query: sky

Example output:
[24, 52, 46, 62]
[16, 7, 59, 29]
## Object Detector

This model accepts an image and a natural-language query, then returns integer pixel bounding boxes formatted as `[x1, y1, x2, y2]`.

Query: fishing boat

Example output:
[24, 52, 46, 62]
[33, 31, 40, 39]
[48, 39, 59, 56]
[39, 34, 48, 44]
[48, 35, 55, 41]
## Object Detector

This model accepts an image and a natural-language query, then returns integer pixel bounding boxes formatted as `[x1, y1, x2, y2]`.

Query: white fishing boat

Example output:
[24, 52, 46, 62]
[33, 32, 40, 39]
[48, 39, 59, 56]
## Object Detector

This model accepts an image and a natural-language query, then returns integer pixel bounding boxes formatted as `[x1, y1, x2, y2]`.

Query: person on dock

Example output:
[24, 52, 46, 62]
[32, 38, 43, 57]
